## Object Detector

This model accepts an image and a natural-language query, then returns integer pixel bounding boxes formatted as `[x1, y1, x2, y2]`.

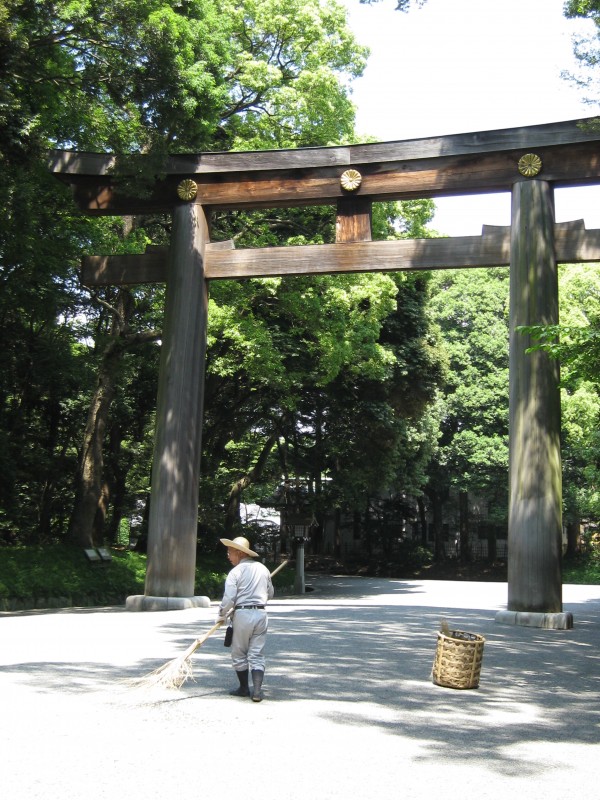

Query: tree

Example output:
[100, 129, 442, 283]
[195, 197, 445, 550]
[0, 160, 101, 543]
[200, 250, 441, 536]
[425, 268, 510, 561]
[426, 261, 600, 565]
[527, 263, 600, 550]
[0, 0, 371, 546]
[564, 0, 600, 99]
[0, 0, 452, 557]
[359, 0, 427, 11]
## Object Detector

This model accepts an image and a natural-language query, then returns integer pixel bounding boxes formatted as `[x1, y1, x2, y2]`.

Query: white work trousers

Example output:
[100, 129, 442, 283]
[231, 608, 268, 672]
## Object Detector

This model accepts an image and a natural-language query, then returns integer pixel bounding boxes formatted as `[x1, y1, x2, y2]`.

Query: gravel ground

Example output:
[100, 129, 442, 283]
[2, 576, 599, 800]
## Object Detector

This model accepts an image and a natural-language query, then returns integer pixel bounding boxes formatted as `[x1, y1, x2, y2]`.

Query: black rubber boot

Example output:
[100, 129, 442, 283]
[229, 669, 250, 697]
[251, 669, 264, 702]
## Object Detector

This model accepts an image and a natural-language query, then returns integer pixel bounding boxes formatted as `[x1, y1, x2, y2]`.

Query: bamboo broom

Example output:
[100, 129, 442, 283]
[129, 559, 290, 691]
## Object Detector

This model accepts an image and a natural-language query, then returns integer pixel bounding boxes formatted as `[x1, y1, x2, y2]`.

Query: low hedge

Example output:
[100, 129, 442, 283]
[0, 545, 293, 611]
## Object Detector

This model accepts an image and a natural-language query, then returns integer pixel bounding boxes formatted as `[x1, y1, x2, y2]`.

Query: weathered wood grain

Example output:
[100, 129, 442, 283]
[144, 203, 209, 598]
[82, 241, 232, 285]
[81, 222, 600, 285]
[48, 117, 600, 177]
[50, 118, 600, 214]
[336, 197, 372, 242]
[508, 180, 563, 613]
[62, 140, 600, 214]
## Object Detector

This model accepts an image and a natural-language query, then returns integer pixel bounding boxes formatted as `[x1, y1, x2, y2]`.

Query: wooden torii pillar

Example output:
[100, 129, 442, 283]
[50, 117, 600, 622]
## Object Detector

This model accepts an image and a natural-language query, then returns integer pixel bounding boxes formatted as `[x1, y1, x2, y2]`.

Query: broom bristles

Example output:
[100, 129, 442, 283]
[128, 653, 195, 691]
[128, 619, 224, 691]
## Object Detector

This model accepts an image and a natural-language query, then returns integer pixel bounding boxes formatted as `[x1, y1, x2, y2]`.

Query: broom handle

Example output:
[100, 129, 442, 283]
[186, 559, 290, 658]
[185, 620, 225, 659]
[269, 559, 289, 579]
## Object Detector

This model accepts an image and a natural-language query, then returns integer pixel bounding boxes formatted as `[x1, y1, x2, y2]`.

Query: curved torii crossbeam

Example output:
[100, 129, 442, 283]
[50, 117, 600, 625]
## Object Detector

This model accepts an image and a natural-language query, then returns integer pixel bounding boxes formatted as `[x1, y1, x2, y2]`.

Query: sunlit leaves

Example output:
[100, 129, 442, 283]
[426, 268, 510, 497]
[220, 0, 368, 149]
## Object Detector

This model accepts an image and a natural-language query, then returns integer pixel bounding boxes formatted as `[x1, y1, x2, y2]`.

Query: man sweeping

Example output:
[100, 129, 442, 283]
[217, 536, 274, 702]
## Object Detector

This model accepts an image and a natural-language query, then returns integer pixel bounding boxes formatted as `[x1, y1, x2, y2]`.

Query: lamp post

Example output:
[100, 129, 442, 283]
[286, 514, 313, 594]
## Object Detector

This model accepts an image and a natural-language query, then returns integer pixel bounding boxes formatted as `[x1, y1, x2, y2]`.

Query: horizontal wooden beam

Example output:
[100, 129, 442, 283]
[81, 240, 233, 285]
[206, 233, 511, 279]
[81, 221, 600, 285]
[64, 140, 600, 215]
[50, 118, 600, 177]
[50, 118, 600, 215]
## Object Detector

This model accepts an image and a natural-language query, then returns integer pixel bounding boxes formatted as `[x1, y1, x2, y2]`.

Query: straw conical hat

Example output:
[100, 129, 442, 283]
[219, 536, 258, 558]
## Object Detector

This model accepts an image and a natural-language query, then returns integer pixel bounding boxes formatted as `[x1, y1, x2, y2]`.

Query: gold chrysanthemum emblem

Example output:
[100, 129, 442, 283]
[177, 179, 198, 201]
[518, 153, 543, 178]
[340, 169, 362, 192]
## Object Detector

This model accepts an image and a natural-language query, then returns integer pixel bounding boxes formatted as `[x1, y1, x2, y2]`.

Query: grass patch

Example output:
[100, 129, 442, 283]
[563, 557, 600, 585]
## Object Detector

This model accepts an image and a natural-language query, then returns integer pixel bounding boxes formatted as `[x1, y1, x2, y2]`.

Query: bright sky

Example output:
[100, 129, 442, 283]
[341, 0, 600, 235]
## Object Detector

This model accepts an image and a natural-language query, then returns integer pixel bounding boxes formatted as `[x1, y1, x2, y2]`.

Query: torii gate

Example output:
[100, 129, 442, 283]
[50, 117, 600, 625]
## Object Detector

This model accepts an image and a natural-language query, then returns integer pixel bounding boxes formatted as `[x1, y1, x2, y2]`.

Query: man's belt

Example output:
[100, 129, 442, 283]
[235, 604, 265, 609]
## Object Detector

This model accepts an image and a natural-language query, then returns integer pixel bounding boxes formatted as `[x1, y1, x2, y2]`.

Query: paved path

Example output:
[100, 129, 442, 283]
[1, 576, 599, 800]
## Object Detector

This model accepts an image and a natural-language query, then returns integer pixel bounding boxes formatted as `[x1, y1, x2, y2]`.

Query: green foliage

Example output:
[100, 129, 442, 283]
[198, 194, 445, 539]
[359, 0, 427, 11]
[425, 268, 510, 499]
[0, 545, 293, 609]
[393, 539, 433, 569]
[4, 0, 595, 566]
[421, 261, 600, 546]
[0, 546, 146, 606]
[0, 0, 372, 546]
[1, 0, 366, 162]
[200, 216, 446, 534]
[220, 0, 368, 150]
[0, 0, 444, 554]
[564, 1, 600, 23]
[563, 559, 600, 583]
[561, 1, 600, 104]
[522, 264, 600, 525]
[522, 261, 600, 390]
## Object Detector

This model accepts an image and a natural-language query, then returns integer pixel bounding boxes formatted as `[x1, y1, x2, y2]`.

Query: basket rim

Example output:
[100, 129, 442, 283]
[438, 629, 485, 643]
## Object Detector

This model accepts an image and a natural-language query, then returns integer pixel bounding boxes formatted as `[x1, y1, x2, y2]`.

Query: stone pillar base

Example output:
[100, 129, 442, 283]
[126, 595, 211, 612]
[495, 610, 573, 630]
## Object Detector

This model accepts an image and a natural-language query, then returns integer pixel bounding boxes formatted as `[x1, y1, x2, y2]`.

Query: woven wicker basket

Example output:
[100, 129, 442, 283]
[432, 629, 485, 689]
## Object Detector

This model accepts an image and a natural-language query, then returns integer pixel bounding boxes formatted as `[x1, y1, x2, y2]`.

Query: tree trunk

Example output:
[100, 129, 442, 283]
[105, 422, 129, 544]
[333, 506, 342, 559]
[224, 432, 278, 533]
[417, 495, 428, 547]
[459, 489, 470, 562]
[429, 490, 446, 562]
[487, 526, 497, 563]
[424, 483, 449, 562]
[311, 512, 324, 555]
[566, 519, 580, 558]
[69, 289, 159, 548]
[68, 310, 126, 548]
[363, 507, 372, 559]
[352, 510, 361, 555]
[37, 399, 62, 541]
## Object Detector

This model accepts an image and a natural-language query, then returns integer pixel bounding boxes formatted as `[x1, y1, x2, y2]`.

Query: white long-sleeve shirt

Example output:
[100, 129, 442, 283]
[218, 558, 274, 617]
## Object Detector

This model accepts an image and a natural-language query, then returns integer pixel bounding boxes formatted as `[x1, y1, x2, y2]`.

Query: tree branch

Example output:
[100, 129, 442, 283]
[82, 286, 125, 327]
